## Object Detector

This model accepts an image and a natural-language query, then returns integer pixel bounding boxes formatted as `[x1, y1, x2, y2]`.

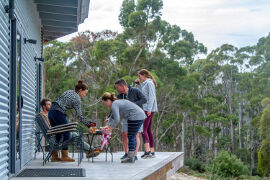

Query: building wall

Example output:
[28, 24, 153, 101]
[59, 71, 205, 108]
[0, 1, 10, 179]
[14, 0, 42, 167]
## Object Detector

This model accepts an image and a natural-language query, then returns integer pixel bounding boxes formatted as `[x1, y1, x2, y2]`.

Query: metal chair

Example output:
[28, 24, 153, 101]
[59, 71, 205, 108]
[35, 114, 84, 166]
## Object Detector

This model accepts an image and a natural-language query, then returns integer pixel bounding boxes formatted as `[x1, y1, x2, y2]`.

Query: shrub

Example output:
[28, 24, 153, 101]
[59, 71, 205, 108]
[185, 157, 205, 173]
[257, 142, 270, 177]
[209, 150, 249, 178]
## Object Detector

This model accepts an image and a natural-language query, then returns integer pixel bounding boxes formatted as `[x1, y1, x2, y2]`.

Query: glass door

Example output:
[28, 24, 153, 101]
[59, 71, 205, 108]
[15, 30, 22, 167]
[10, 23, 23, 174]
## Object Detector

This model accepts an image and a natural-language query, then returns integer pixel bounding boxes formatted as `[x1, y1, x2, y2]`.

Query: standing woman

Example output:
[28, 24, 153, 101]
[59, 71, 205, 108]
[102, 92, 146, 163]
[48, 80, 94, 162]
[136, 69, 158, 159]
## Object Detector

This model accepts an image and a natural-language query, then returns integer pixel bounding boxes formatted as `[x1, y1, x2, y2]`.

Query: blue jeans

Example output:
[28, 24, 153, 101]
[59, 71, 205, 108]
[48, 110, 70, 150]
[128, 120, 144, 152]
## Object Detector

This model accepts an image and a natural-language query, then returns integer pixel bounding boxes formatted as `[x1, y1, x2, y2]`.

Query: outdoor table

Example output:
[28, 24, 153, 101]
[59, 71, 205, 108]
[83, 130, 113, 162]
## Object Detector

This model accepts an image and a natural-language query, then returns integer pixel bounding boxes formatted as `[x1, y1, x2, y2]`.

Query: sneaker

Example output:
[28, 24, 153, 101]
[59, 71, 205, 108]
[151, 152, 155, 158]
[141, 151, 152, 159]
[135, 156, 138, 161]
[121, 157, 135, 163]
[120, 153, 128, 160]
[121, 152, 135, 163]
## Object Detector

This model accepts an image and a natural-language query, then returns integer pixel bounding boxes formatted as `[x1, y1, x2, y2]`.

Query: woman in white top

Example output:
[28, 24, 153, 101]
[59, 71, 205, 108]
[135, 69, 158, 159]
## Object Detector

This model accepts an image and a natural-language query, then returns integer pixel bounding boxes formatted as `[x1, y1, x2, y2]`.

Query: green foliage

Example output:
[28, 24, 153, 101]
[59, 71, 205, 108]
[119, 0, 135, 27]
[257, 137, 270, 176]
[194, 126, 211, 137]
[257, 147, 270, 177]
[257, 97, 270, 177]
[209, 150, 249, 178]
[44, 41, 76, 100]
[259, 103, 270, 140]
[137, 0, 163, 19]
[128, 11, 147, 30]
[185, 158, 205, 173]
[43, 0, 270, 177]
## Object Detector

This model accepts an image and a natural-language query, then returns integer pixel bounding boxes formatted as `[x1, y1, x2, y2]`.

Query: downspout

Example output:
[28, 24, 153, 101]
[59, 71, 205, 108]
[6, 0, 17, 174]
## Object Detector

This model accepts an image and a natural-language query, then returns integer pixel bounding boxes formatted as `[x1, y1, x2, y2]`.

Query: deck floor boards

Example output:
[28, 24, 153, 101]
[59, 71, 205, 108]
[11, 152, 184, 180]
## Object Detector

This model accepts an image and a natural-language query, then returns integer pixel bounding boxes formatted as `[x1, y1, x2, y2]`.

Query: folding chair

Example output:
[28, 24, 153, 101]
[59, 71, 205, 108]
[35, 114, 84, 166]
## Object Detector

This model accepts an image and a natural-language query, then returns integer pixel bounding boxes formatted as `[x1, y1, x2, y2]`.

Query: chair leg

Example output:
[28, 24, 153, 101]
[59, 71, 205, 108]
[109, 143, 113, 162]
[111, 148, 113, 162]
[79, 150, 81, 166]
[43, 150, 52, 165]
[42, 146, 45, 160]
[77, 142, 80, 166]
[81, 141, 84, 163]
[105, 146, 108, 162]
[47, 151, 53, 163]
[72, 143, 75, 158]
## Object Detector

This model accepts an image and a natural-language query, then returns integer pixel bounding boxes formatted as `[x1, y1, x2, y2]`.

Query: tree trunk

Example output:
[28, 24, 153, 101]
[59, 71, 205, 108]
[238, 102, 242, 159]
[212, 122, 216, 159]
[250, 128, 254, 176]
[128, 45, 144, 76]
[182, 112, 186, 154]
[191, 116, 195, 156]
[206, 122, 210, 163]
[228, 99, 235, 153]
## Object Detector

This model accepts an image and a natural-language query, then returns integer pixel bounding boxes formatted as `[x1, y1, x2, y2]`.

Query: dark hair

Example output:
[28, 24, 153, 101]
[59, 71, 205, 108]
[75, 80, 88, 93]
[138, 69, 157, 87]
[102, 92, 117, 102]
[40, 98, 50, 107]
[115, 79, 127, 86]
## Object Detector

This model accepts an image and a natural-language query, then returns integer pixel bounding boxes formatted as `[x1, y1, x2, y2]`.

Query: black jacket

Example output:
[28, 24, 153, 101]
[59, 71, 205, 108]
[117, 86, 147, 108]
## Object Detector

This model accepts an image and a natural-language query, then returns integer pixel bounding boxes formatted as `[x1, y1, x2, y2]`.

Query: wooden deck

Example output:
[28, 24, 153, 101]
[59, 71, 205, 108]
[11, 152, 184, 180]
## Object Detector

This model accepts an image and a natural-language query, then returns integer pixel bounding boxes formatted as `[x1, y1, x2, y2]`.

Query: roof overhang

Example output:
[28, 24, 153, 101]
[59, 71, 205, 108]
[34, 0, 90, 41]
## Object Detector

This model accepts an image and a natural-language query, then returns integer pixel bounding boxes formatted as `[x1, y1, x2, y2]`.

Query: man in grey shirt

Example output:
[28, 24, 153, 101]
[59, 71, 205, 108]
[115, 79, 147, 160]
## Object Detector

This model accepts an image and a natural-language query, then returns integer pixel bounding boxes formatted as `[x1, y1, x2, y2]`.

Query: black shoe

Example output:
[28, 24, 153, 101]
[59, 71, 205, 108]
[151, 152, 155, 158]
[120, 153, 128, 160]
[141, 151, 152, 159]
[121, 157, 135, 163]
[135, 156, 138, 160]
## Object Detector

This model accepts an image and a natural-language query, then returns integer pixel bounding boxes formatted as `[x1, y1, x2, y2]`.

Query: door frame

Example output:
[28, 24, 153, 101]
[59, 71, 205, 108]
[9, 19, 23, 174]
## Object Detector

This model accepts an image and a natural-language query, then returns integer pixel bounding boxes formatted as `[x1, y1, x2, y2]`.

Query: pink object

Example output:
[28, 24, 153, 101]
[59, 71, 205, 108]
[101, 132, 111, 150]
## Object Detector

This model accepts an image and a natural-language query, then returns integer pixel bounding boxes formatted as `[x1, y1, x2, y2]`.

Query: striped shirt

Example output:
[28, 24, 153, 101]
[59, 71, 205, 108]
[50, 90, 92, 127]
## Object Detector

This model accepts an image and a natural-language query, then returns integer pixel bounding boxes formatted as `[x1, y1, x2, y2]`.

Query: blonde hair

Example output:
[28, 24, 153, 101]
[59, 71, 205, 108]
[138, 69, 157, 87]
[102, 92, 117, 101]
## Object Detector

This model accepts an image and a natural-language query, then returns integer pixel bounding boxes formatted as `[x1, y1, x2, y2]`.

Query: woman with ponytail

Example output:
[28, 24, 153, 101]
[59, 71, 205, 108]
[135, 69, 158, 159]
[48, 80, 94, 162]
[102, 92, 146, 163]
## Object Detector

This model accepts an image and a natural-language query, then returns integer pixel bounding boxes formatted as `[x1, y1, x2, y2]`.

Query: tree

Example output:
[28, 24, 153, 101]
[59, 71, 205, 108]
[257, 98, 270, 176]
[119, 0, 163, 75]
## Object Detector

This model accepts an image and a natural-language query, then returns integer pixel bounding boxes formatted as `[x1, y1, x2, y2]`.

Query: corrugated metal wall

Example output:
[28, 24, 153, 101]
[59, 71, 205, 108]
[0, 0, 10, 179]
[14, 0, 42, 166]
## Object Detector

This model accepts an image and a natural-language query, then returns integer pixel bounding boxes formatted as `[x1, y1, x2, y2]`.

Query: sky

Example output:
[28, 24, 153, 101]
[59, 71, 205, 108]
[58, 0, 270, 52]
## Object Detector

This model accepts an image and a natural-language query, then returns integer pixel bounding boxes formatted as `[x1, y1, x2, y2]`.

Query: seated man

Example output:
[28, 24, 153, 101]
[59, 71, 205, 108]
[39, 98, 98, 161]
